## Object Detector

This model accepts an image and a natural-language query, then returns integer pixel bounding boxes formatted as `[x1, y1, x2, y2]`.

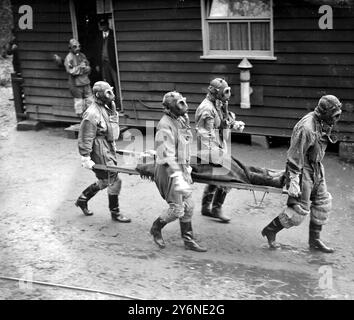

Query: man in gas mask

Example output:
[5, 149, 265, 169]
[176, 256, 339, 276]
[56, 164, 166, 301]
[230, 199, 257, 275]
[64, 39, 94, 117]
[262, 95, 342, 253]
[195, 78, 245, 223]
[75, 81, 131, 223]
[150, 91, 207, 252]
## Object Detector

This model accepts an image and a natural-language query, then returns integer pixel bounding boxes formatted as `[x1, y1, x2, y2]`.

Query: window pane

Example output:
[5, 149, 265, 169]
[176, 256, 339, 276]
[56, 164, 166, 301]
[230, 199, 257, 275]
[96, 0, 112, 14]
[209, 0, 271, 18]
[251, 22, 270, 50]
[229, 0, 271, 17]
[209, 23, 228, 50]
[209, 0, 230, 17]
[230, 23, 249, 50]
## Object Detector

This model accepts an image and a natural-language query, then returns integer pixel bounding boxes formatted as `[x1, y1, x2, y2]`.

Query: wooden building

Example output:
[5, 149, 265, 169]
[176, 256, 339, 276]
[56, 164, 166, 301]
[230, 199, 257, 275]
[10, 0, 354, 143]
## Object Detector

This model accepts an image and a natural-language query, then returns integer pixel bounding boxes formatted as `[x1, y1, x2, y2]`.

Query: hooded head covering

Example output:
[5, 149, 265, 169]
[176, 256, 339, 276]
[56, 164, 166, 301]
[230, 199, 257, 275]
[93, 81, 115, 105]
[208, 78, 231, 102]
[68, 39, 80, 53]
[162, 91, 188, 117]
[315, 95, 342, 125]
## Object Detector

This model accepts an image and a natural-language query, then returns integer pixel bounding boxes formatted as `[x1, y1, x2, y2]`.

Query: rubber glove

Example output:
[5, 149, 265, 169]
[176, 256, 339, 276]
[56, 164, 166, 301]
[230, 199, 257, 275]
[81, 156, 95, 170]
[288, 172, 301, 198]
[171, 171, 192, 196]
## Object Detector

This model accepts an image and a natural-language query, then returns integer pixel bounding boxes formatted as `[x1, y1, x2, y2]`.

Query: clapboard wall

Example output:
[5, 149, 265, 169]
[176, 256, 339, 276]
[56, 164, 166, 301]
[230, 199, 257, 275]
[11, 0, 354, 140]
[12, 0, 77, 122]
[114, 0, 354, 141]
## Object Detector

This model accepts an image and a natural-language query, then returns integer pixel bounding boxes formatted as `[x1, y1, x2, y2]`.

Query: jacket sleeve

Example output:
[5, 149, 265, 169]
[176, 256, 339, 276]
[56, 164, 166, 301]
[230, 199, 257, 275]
[287, 127, 314, 175]
[78, 117, 97, 157]
[64, 54, 83, 76]
[155, 125, 181, 175]
[197, 109, 225, 165]
[198, 109, 223, 148]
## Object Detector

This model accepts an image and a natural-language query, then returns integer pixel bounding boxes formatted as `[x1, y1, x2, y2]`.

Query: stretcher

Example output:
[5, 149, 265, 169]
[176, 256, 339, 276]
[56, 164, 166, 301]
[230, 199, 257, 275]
[93, 150, 288, 207]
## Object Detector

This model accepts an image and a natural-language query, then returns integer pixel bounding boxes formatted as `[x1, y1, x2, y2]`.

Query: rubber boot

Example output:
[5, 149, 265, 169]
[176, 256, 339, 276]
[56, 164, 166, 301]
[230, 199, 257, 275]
[180, 221, 207, 252]
[211, 188, 231, 223]
[150, 217, 167, 249]
[108, 194, 131, 223]
[75, 183, 100, 216]
[201, 185, 217, 217]
[261, 216, 284, 249]
[309, 221, 334, 253]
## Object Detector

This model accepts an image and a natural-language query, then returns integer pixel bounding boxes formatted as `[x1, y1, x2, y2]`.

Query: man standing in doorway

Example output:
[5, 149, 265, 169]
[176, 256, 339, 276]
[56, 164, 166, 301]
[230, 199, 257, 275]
[95, 17, 120, 110]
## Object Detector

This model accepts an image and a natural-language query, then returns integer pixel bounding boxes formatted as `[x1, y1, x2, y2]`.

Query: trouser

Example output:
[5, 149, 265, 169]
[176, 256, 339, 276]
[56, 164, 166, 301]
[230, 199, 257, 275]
[278, 166, 332, 229]
[102, 61, 120, 109]
[160, 193, 194, 224]
[96, 172, 122, 196]
[202, 184, 231, 207]
[154, 164, 194, 224]
[70, 84, 94, 115]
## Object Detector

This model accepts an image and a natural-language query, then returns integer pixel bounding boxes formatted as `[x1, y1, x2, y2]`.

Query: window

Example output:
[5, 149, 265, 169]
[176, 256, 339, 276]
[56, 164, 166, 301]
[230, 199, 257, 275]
[201, 0, 275, 59]
[96, 0, 113, 14]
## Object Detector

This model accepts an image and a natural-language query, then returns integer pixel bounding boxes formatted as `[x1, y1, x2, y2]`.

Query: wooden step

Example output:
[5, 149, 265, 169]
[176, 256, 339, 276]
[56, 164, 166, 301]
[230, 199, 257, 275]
[64, 123, 80, 139]
[17, 120, 43, 131]
[339, 142, 354, 162]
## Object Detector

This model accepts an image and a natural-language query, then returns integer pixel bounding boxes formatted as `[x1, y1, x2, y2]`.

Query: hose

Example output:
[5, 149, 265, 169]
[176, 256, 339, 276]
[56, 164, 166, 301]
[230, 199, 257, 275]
[0, 275, 143, 300]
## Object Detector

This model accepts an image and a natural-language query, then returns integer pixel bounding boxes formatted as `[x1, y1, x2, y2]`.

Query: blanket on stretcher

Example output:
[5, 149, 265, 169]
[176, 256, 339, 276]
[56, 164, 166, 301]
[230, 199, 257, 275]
[135, 156, 285, 189]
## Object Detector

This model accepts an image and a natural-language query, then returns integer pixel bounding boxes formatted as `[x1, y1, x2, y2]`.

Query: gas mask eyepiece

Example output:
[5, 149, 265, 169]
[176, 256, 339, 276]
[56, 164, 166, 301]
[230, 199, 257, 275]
[176, 97, 188, 115]
[332, 110, 342, 124]
[222, 87, 231, 101]
[209, 78, 231, 102]
[104, 88, 115, 101]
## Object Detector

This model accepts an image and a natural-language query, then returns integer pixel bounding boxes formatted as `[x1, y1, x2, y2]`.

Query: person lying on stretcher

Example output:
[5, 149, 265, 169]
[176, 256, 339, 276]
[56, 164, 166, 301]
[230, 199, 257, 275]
[135, 80, 286, 199]
[135, 152, 286, 190]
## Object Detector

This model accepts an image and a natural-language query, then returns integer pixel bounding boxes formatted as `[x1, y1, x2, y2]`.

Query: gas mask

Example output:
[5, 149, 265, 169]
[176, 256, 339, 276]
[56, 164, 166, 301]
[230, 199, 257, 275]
[315, 95, 342, 143]
[69, 39, 81, 55]
[221, 86, 231, 101]
[208, 78, 231, 102]
[101, 88, 115, 105]
[321, 110, 341, 143]
[162, 91, 188, 117]
[93, 81, 116, 106]
[325, 109, 342, 126]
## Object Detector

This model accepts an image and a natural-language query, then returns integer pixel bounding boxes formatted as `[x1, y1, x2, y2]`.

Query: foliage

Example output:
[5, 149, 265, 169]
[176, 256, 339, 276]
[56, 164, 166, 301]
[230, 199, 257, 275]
[0, 56, 13, 87]
[0, 0, 13, 57]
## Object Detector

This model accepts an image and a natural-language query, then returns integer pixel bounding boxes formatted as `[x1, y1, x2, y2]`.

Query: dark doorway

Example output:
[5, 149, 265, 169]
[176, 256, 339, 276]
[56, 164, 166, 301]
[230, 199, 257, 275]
[72, 0, 122, 110]
[74, 0, 101, 84]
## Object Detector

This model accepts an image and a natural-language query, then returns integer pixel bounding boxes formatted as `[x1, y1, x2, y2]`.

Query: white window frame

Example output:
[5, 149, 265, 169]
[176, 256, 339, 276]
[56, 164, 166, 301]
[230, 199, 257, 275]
[200, 0, 276, 60]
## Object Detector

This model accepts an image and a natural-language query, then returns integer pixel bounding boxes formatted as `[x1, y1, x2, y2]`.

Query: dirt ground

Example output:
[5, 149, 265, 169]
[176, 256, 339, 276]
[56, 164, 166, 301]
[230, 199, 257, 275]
[1, 85, 354, 300]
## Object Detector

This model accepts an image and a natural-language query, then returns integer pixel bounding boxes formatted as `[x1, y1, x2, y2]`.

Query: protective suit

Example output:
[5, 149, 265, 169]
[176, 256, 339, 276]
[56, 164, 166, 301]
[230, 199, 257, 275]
[64, 39, 94, 116]
[262, 95, 342, 253]
[150, 91, 207, 252]
[75, 81, 131, 223]
[195, 78, 245, 223]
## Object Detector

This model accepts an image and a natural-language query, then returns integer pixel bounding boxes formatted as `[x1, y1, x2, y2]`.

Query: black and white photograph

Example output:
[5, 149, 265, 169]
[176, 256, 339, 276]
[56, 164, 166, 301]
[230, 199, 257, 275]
[0, 0, 354, 303]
